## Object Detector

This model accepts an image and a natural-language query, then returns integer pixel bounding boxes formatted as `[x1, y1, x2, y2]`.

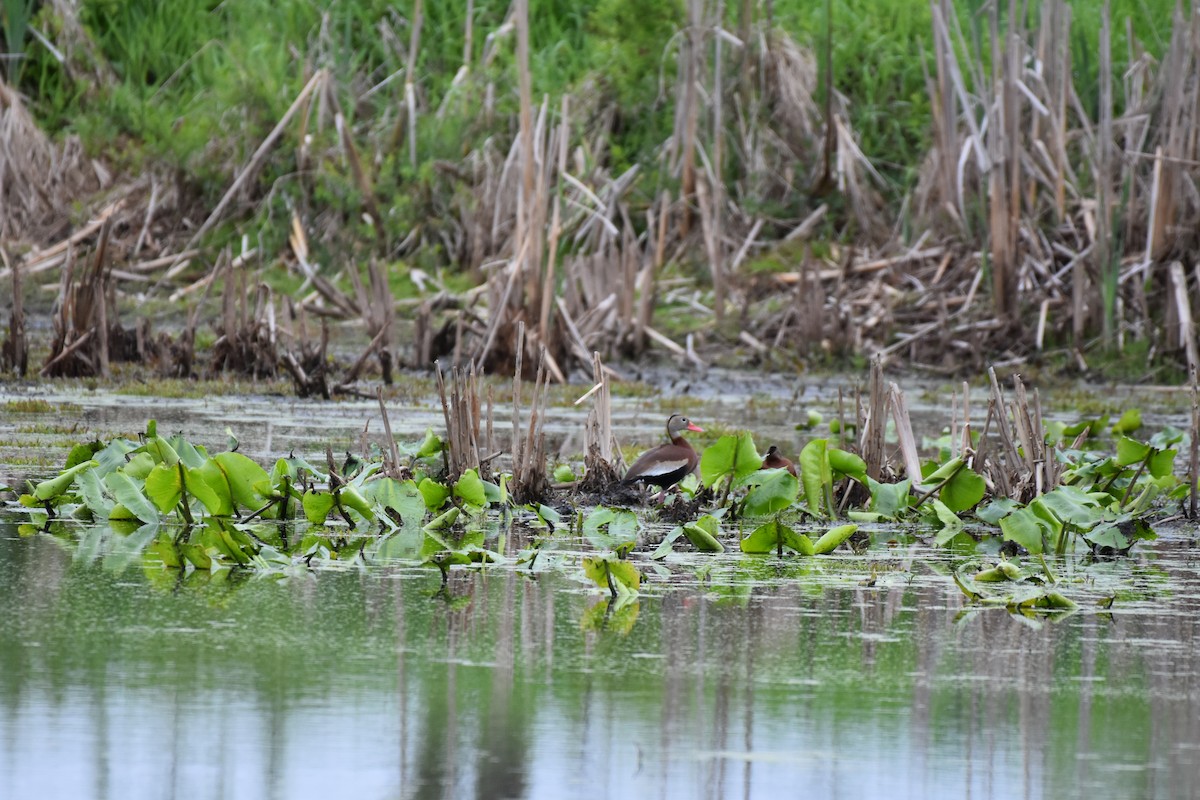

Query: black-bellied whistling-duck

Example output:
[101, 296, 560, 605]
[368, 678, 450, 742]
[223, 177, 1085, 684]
[762, 445, 798, 476]
[622, 414, 704, 490]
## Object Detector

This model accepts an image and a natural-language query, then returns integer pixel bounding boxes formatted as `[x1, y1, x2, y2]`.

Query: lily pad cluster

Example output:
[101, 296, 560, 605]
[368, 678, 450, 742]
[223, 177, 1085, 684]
[4, 408, 1187, 612]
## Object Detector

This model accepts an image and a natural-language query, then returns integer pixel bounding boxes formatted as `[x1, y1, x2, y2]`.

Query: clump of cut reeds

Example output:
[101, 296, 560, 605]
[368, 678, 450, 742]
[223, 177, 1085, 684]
[975, 368, 1060, 503]
[278, 299, 331, 399]
[209, 258, 278, 380]
[578, 352, 625, 493]
[41, 225, 117, 378]
[434, 359, 492, 483]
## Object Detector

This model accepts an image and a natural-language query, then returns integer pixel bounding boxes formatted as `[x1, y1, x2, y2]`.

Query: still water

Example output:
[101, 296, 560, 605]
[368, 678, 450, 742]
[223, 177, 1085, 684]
[2, 519, 1197, 800]
[1, 383, 1199, 799]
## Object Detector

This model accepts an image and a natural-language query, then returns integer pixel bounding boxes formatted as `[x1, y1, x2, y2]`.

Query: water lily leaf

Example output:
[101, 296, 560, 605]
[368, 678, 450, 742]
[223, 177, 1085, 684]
[1011, 591, 1077, 612]
[210, 453, 271, 511]
[104, 472, 160, 523]
[270, 458, 296, 485]
[867, 477, 911, 520]
[1063, 416, 1107, 438]
[812, 523, 857, 555]
[145, 463, 183, 513]
[419, 478, 450, 511]
[584, 507, 639, 551]
[1115, 436, 1150, 467]
[1125, 475, 1174, 515]
[607, 560, 641, 592]
[1111, 409, 1142, 435]
[413, 428, 445, 459]
[302, 490, 335, 524]
[940, 466, 985, 512]
[91, 438, 138, 475]
[74, 469, 114, 517]
[124, 452, 156, 480]
[199, 523, 253, 566]
[147, 535, 182, 569]
[165, 434, 208, 469]
[651, 527, 685, 559]
[974, 560, 1025, 582]
[338, 485, 375, 521]
[700, 433, 761, 489]
[998, 506, 1051, 554]
[34, 459, 98, 501]
[976, 498, 1019, 524]
[740, 519, 812, 555]
[192, 462, 235, 517]
[454, 469, 488, 509]
[65, 441, 103, 470]
[142, 435, 180, 466]
[580, 596, 640, 634]
[424, 507, 461, 531]
[1028, 498, 1065, 538]
[1083, 524, 1132, 552]
[1148, 448, 1176, 479]
[829, 448, 867, 481]
[743, 469, 799, 516]
[924, 457, 964, 483]
[369, 478, 424, 528]
[180, 543, 213, 570]
[682, 515, 724, 552]
[535, 503, 561, 527]
[1037, 486, 1103, 528]
[483, 478, 506, 506]
[583, 556, 640, 593]
[930, 500, 963, 545]
[799, 439, 834, 517]
[185, 467, 225, 515]
[373, 527, 424, 561]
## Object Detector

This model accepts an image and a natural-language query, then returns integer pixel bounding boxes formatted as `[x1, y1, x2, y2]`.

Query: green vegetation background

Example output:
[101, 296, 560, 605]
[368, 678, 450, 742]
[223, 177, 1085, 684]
[5, 0, 1178, 259]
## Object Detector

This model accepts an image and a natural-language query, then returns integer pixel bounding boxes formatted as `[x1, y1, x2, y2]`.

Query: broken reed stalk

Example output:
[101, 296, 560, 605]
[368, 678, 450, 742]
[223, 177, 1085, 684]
[676, 0, 702, 236]
[377, 387, 404, 479]
[539, 95, 569, 344]
[1096, 0, 1115, 345]
[406, 0, 424, 170]
[579, 351, 625, 492]
[508, 321, 550, 503]
[0, 245, 26, 376]
[1190, 367, 1199, 519]
[858, 356, 889, 481]
[709, 0, 725, 325]
[889, 382, 922, 486]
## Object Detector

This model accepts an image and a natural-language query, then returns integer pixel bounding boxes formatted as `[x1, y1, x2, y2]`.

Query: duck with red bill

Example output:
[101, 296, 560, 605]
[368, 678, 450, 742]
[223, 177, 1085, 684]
[762, 445, 797, 476]
[622, 414, 704, 491]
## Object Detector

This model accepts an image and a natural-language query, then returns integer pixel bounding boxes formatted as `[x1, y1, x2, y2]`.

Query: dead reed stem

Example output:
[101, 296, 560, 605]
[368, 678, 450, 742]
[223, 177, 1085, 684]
[0, 246, 26, 376]
[508, 321, 550, 503]
[1190, 367, 1198, 519]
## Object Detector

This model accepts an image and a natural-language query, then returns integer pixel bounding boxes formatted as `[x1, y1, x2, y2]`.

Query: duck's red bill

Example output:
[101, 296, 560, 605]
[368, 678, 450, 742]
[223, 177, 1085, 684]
[686, 423, 704, 432]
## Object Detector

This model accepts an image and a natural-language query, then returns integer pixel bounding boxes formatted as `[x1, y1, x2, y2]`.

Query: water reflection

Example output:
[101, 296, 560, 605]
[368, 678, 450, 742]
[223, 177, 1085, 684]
[1, 523, 1198, 800]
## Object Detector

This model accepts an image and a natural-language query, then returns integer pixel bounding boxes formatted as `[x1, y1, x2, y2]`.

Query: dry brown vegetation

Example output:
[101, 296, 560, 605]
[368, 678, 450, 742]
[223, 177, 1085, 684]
[1, 1, 1199, 387]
